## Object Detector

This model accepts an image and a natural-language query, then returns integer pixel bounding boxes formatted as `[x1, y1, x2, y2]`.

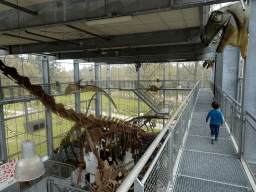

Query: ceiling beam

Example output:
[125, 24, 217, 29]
[73, 53, 199, 63]
[64, 25, 110, 41]
[0, 0, 37, 15]
[8, 27, 201, 54]
[3, 33, 45, 43]
[58, 43, 213, 62]
[0, 0, 236, 33]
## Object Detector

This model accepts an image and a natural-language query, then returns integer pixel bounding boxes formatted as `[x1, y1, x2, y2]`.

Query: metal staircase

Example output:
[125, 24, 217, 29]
[133, 81, 172, 115]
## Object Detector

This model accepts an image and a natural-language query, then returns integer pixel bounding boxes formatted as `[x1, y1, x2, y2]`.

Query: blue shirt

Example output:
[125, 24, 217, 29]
[206, 110, 223, 125]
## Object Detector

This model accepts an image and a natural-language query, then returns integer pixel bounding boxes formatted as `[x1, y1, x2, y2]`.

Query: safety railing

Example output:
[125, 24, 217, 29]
[211, 82, 256, 183]
[243, 111, 256, 183]
[213, 84, 242, 145]
[117, 81, 200, 192]
[46, 179, 87, 192]
[0, 80, 194, 105]
[23, 160, 94, 192]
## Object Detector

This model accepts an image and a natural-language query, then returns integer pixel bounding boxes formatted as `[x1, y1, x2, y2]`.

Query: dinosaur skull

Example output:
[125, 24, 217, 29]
[200, 3, 250, 59]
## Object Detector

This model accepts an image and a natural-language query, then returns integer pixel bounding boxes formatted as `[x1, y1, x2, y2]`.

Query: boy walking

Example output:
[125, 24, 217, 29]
[206, 101, 223, 145]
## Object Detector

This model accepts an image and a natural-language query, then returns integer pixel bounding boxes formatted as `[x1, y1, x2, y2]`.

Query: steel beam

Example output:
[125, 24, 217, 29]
[74, 60, 81, 113]
[95, 63, 101, 117]
[0, 0, 236, 33]
[65, 24, 110, 41]
[58, 43, 213, 62]
[0, 0, 37, 15]
[8, 27, 201, 55]
[3, 33, 45, 43]
[239, 0, 256, 158]
[0, 78, 7, 163]
[60, 53, 198, 63]
[42, 55, 54, 158]
[59, 43, 202, 59]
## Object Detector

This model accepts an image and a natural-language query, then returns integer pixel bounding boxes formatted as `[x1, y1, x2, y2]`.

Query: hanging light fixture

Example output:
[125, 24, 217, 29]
[14, 140, 45, 181]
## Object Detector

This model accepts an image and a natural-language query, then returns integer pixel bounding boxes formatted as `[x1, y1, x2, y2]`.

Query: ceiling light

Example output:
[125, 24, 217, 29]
[14, 140, 45, 181]
[86, 15, 132, 26]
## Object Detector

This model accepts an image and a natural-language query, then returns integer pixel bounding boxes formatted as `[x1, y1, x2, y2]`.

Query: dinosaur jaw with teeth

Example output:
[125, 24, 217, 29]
[207, 26, 226, 51]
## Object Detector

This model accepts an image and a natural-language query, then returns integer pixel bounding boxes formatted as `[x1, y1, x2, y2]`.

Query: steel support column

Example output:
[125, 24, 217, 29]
[215, 46, 240, 100]
[74, 60, 81, 137]
[74, 60, 81, 113]
[239, 0, 256, 158]
[95, 63, 101, 117]
[108, 64, 111, 117]
[138, 65, 141, 118]
[163, 63, 166, 127]
[215, 53, 223, 89]
[42, 56, 53, 158]
[222, 46, 240, 100]
[0, 78, 7, 163]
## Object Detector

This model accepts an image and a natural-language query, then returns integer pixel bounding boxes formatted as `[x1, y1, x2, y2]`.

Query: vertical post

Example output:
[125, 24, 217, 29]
[239, 0, 256, 158]
[95, 63, 101, 117]
[201, 66, 204, 88]
[74, 60, 80, 137]
[108, 64, 111, 117]
[0, 78, 7, 163]
[42, 55, 54, 158]
[163, 63, 166, 127]
[134, 178, 144, 192]
[74, 60, 81, 114]
[169, 128, 174, 184]
[138, 65, 141, 117]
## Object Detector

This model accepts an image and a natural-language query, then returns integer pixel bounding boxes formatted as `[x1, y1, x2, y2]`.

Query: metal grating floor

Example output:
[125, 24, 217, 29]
[173, 176, 252, 192]
[172, 88, 253, 192]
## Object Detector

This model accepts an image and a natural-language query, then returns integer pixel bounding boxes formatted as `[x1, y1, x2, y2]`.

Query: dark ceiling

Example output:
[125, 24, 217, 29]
[0, 0, 237, 63]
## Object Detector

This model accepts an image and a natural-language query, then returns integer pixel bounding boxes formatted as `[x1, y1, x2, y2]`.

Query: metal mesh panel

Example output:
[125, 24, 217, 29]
[173, 176, 252, 192]
[47, 180, 88, 192]
[243, 119, 256, 182]
[144, 142, 170, 192]
[177, 150, 251, 187]
[173, 116, 182, 161]
[232, 107, 241, 145]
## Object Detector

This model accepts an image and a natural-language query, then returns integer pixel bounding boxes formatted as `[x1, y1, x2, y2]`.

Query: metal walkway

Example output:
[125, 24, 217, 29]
[173, 88, 253, 192]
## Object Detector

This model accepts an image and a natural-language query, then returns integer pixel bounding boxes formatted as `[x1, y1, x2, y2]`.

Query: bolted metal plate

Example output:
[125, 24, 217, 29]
[177, 150, 251, 187]
[173, 175, 252, 192]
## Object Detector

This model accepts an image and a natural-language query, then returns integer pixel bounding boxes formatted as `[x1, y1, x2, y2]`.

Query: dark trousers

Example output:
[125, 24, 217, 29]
[210, 124, 220, 138]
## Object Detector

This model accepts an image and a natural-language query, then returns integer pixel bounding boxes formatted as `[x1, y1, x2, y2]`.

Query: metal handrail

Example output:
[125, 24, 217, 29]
[46, 179, 86, 192]
[116, 81, 200, 192]
[246, 111, 256, 122]
[214, 83, 241, 107]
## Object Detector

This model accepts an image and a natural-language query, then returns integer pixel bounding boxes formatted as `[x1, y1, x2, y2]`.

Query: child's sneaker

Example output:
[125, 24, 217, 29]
[215, 137, 218, 141]
[211, 140, 214, 145]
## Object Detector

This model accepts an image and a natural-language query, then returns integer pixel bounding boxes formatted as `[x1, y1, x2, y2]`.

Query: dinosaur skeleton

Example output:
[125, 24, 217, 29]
[145, 85, 163, 94]
[0, 60, 158, 191]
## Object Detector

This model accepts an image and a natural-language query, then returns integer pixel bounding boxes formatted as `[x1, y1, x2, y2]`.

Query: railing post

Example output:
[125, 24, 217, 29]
[134, 178, 144, 192]
[169, 129, 174, 184]
[179, 111, 183, 147]
[231, 104, 234, 134]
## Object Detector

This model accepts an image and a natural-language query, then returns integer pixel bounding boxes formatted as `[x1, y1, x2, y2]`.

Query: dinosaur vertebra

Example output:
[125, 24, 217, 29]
[0, 60, 158, 191]
[200, 3, 250, 59]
